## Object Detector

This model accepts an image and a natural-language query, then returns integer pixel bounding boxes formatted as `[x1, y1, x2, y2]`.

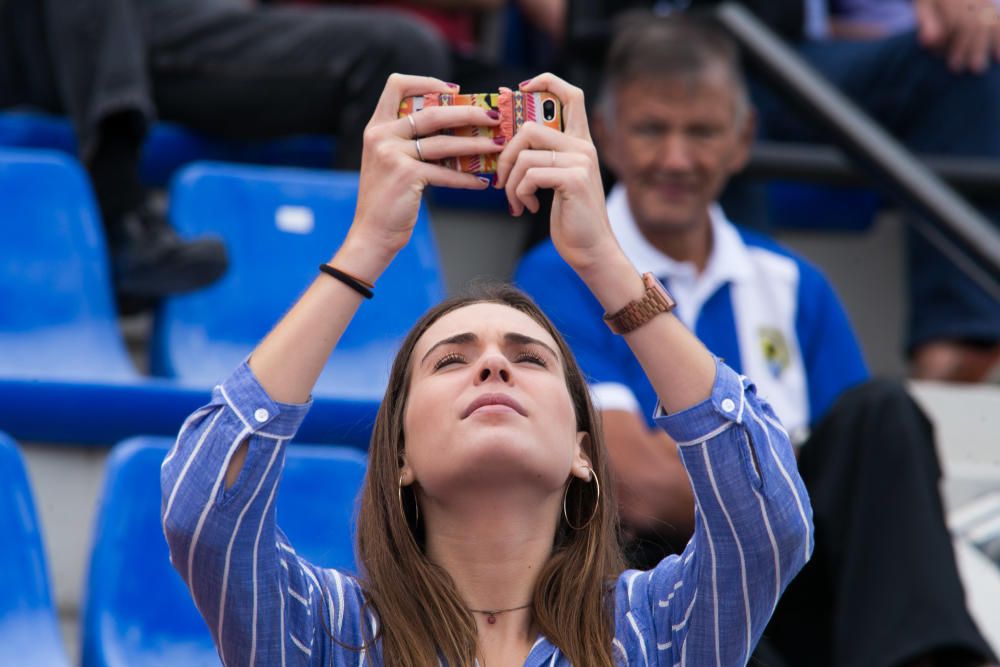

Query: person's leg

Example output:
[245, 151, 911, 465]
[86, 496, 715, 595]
[5, 0, 227, 308]
[141, 2, 450, 169]
[765, 379, 996, 667]
[756, 33, 1000, 380]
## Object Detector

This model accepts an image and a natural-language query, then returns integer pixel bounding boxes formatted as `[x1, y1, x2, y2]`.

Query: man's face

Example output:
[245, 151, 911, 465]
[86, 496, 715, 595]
[599, 67, 754, 236]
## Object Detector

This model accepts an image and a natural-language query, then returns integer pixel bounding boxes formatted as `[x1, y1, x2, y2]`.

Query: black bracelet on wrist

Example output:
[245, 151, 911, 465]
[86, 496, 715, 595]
[318, 263, 374, 299]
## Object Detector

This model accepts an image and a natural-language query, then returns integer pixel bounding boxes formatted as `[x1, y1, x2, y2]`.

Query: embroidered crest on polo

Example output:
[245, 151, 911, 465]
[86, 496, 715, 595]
[758, 327, 790, 378]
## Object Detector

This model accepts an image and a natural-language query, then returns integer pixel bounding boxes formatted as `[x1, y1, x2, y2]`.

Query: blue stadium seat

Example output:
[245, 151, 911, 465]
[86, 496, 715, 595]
[0, 378, 378, 448]
[151, 162, 445, 400]
[0, 111, 77, 154]
[0, 148, 378, 447]
[0, 148, 138, 381]
[0, 431, 73, 667]
[0, 111, 334, 187]
[82, 436, 367, 667]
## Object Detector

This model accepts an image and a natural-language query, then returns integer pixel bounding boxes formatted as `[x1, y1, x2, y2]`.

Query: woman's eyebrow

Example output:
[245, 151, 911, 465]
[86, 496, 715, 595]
[420, 332, 478, 365]
[504, 333, 560, 361]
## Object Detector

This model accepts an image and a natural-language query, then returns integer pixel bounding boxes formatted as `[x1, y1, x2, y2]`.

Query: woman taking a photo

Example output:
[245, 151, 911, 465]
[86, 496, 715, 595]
[162, 72, 812, 667]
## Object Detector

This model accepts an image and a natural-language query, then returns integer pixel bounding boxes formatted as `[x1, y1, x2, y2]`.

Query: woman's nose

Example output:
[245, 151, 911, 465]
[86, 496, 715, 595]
[475, 353, 512, 384]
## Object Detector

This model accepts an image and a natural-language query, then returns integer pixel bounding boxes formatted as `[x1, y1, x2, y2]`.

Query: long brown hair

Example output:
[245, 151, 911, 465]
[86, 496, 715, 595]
[354, 282, 624, 666]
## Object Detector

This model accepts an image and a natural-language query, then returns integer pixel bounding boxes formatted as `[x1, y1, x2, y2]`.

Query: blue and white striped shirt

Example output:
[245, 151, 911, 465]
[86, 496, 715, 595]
[162, 358, 812, 666]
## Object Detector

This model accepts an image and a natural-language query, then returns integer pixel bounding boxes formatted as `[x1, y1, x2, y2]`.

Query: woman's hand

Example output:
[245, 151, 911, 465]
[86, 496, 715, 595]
[346, 74, 502, 265]
[494, 73, 622, 278]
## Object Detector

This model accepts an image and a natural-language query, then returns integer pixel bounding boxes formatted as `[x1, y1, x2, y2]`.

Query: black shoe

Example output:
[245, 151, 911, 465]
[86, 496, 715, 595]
[107, 207, 228, 305]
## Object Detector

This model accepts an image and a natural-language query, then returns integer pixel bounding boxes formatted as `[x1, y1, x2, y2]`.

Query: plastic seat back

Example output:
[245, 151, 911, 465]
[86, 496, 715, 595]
[0, 148, 137, 380]
[0, 111, 333, 187]
[0, 432, 73, 667]
[153, 163, 445, 399]
[82, 436, 367, 667]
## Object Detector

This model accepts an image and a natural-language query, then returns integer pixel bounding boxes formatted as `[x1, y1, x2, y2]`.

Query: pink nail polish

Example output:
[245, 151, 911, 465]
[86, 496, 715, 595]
[446, 82, 459, 89]
[477, 176, 491, 187]
[486, 109, 500, 120]
[519, 79, 532, 89]
[493, 136, 506, 146]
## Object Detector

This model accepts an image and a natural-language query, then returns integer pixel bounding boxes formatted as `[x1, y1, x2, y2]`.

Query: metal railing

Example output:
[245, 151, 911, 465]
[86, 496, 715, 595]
[715, 2, 1000, 298]
[748, 142, 1000, 205]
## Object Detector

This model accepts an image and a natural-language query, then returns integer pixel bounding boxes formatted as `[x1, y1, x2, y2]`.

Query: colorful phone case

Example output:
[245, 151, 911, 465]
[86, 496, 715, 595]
[398, 89, 563, 174]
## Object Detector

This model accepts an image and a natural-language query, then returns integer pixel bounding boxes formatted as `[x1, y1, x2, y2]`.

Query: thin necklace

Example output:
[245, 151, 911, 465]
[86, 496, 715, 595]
[467, 603, 531, 625]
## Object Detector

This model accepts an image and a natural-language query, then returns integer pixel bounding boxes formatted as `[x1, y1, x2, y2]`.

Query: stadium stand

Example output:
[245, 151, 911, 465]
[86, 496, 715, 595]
[0, 149, 383, 447]
[0, 431, 72, 667]
[0, 111, 334, 188]
[81, 436, 366, 667]
[151, 163, 446, 401]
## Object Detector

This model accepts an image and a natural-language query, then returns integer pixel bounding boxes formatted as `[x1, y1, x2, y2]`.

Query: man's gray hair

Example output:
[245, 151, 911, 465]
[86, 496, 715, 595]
[597, 11, 751, 123]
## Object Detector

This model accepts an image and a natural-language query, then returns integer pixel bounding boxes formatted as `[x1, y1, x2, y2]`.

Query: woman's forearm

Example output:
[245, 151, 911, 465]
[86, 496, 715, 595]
[248, 233, 396, 405]
[576, 252, 716, 416]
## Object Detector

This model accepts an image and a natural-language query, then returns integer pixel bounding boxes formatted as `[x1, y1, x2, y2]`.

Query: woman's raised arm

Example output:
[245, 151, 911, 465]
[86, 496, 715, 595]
[249, 74, 502, 405]
[496, 73, 716, 415]
[163, 75, 508, 664]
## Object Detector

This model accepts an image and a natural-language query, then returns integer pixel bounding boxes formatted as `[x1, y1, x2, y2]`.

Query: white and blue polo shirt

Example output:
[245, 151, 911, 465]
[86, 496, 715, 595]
[515, 185, 869, 442]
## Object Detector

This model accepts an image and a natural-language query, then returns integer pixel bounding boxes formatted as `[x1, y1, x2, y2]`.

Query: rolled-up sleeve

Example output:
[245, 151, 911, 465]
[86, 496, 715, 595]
[615, 359, 813, 666]
[160, 362, 367, 666]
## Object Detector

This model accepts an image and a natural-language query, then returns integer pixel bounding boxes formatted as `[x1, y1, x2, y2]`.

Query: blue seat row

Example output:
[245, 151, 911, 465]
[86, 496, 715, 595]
[0, 431, 367, 667]
[0, 148, 443, 446]
[0, 111, 334, 187]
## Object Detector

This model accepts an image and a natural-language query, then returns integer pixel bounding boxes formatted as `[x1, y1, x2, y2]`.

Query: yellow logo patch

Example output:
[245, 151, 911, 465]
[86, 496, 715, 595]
[759, 327, 790, 378]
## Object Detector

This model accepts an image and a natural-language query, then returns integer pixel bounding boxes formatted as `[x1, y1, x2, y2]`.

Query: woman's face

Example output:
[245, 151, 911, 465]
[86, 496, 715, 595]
[402, 302, 591, 503]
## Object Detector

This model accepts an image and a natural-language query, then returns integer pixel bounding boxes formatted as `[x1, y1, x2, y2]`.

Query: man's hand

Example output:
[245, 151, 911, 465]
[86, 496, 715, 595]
[914, 0, 1000, 73]
[601, 410, 695, 537]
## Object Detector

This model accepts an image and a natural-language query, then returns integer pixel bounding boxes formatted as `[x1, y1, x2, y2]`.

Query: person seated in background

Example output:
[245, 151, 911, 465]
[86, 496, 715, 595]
[291, 0, 566, 91]
[515, 15, 998, 667]
[0, 0, 449, 311]
[162, 72, 812, 666]
[754, 0, 1000, 382]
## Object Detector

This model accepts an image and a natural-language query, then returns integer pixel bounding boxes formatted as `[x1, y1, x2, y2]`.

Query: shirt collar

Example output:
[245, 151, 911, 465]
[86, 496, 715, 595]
[606, 183, 754, 289]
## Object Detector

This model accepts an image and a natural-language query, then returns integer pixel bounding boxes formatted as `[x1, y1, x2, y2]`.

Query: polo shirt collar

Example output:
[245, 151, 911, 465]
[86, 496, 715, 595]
[606, 183, 754, 290]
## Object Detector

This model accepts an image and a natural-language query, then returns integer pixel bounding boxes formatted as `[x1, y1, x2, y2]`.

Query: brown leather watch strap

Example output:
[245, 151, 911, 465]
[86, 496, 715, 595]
[603, 273, 676, 335]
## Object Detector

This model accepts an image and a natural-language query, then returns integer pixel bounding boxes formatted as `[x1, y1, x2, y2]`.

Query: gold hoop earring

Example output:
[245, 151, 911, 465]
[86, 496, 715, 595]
[398, 474, 419, 524]
[562, 467, 600, 531]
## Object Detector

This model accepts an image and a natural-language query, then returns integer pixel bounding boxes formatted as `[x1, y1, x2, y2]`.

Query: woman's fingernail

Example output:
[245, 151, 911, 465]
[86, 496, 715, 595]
[508, 203, 516, 216]
[446, 82, 459, 89]
[519, 79, 532, 89]
[477, 176, 491, 187]
[493, 136, 506, 145]
[486, 109, 500, 120]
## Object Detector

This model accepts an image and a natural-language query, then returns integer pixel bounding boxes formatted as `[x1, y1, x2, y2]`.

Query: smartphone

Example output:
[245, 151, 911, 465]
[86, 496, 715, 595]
[398, 89, 563, 174]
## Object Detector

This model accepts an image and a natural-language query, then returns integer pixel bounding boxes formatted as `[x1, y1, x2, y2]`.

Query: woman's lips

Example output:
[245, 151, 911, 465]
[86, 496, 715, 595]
[462, 392, 527, 418]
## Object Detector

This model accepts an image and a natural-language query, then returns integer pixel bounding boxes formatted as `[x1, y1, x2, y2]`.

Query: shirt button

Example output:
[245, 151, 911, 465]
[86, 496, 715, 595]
[254, 408, 270, 423]
[720, 398, 736, 413]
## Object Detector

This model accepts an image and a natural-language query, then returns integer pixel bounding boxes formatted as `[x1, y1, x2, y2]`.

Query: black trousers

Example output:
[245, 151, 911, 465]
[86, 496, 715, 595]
[627, 380, 995, 667]
[0, 0, 450, 167]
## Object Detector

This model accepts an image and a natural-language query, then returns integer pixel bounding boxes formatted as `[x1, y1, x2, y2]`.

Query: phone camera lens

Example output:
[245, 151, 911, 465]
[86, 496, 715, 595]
[543, 99, 556, 122]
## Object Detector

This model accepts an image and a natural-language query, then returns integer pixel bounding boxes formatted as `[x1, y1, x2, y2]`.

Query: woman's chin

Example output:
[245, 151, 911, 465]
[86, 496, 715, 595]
[431, 435, 565, 492]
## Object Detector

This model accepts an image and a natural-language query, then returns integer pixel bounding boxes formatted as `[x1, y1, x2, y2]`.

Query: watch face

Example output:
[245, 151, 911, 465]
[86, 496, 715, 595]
[642, 273, 676, 310]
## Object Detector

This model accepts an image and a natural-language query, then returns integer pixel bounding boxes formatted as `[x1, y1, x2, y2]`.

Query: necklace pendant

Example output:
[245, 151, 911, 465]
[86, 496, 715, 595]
[486, 613, 497, 624]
